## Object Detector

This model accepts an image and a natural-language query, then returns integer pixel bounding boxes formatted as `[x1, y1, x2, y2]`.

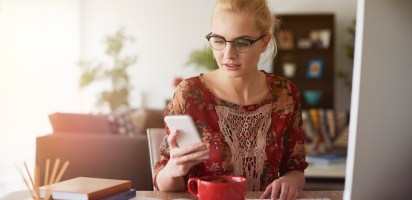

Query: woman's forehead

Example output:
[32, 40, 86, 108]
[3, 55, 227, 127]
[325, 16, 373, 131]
[211, 10, 260, 38]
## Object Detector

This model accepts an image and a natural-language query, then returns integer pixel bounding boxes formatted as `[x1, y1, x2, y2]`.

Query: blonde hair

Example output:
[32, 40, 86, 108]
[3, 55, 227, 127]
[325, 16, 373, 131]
[212, 0, 278, 58]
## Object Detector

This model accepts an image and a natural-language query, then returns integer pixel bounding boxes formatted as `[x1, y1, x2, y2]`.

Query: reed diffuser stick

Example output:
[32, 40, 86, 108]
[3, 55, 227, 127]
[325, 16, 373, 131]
[45, 158, 60, 199]
[45, 159, 50, 185]
[34, 166, 40, 200]
[23, 162, 36, 194]
[45, 160, 69, 200]
[55, 161, 69, 183]
[17, 159, 69, 200]
[15, 165, 36, 200]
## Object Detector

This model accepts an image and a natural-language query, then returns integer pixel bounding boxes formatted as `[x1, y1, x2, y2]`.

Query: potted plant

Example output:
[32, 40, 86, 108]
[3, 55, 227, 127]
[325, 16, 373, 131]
[78, 28, 137, 112]
[185, 46, 218, 71]
[337, 20, 356, 91]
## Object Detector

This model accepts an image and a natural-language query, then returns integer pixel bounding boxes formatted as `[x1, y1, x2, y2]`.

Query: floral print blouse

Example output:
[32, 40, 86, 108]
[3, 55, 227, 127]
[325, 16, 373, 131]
[153, 71, 308, 191]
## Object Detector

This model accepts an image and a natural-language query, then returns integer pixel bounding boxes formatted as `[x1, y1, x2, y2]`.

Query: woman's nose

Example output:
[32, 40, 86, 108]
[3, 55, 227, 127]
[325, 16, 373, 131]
[223, 42, 238, 59]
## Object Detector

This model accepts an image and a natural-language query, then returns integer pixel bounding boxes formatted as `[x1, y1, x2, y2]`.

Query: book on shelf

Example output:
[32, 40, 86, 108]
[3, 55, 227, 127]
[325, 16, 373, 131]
[302, 108, 350, 155]
[306, 147, 347, 165]
[307, 153, 346, 165]
[317, 109, 333, 149]
[326, 109, 337, 139]
[39, 177, 132, 200]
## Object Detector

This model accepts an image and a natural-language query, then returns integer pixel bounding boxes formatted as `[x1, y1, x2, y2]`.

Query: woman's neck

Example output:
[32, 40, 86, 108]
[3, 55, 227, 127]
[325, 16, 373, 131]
[222, 71, 259, 95]
[209, 70, 269, 106]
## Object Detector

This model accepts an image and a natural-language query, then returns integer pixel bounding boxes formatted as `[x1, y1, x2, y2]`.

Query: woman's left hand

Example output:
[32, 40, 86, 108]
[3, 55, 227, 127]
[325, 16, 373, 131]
[260, 171, 304, 200]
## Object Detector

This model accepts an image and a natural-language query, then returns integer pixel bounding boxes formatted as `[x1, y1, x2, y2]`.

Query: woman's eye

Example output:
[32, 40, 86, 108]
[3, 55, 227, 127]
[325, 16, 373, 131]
[212, 38, 226, 44]
[235, 39, 250, 47]
[214, 41, 225, 44]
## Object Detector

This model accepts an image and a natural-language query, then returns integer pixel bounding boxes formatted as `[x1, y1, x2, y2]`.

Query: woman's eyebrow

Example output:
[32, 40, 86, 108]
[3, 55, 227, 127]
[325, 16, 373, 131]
[210, 33, 253, 39]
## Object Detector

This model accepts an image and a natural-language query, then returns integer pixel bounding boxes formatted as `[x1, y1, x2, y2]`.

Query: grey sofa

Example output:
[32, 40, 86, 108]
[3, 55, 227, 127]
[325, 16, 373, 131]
[36, 109, 164, 190]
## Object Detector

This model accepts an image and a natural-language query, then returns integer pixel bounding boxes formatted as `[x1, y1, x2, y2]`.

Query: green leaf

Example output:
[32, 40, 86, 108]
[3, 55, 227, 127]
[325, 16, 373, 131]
[186, 46, 218, 71]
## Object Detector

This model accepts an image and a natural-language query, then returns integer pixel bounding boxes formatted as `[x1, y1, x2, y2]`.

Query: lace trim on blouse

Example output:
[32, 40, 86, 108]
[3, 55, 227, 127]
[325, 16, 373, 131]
[215, 103, 272, 191]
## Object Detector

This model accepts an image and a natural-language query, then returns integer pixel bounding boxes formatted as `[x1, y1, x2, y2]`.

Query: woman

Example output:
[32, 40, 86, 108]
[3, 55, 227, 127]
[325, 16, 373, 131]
[154, 0, 308, 199]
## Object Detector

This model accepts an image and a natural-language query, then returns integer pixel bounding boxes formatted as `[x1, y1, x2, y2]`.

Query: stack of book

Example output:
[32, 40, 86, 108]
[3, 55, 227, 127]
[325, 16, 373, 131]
[39, 177, 136, 200]
[306, 147, 347, 165]
[301, 108, 349, 155]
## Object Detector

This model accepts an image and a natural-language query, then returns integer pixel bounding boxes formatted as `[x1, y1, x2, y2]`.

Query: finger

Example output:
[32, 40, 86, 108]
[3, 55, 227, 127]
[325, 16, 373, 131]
[196, 149, 210, 160]
[204, 142, 210, 150]
[290, 188, 299, 200]
[176, 149, 210, 164]
[167, 130, 179, 149]
[279, 184, 289, 200]
[260, 184, 272, 199]
[186, 142, 208, 152]
[173, 142, 207, 157]
[185, 158, 206, 168]
[271, 182, 281, 200]
[197, 152, 210, 160]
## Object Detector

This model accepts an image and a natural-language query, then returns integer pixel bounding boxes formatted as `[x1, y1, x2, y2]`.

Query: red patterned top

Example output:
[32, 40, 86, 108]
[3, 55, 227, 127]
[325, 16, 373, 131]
[154, 71, 308, 191]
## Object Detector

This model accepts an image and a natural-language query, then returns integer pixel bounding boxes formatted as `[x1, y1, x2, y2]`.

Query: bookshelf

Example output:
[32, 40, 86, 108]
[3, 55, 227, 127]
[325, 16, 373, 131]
[273, 14, 335, 109]
[305, 162, 346, 191]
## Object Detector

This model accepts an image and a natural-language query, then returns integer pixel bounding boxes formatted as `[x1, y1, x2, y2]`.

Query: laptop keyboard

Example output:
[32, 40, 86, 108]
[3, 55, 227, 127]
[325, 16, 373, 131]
[248, 199, 331, 200]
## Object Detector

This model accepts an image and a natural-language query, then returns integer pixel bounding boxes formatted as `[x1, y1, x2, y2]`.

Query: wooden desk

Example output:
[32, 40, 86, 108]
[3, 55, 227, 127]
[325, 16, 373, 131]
[2, 190, 343, 200]
[136, 191, 343, 199]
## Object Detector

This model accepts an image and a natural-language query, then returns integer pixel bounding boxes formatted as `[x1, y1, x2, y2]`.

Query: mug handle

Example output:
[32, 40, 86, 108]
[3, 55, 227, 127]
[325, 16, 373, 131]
[187, 177, 199, 196]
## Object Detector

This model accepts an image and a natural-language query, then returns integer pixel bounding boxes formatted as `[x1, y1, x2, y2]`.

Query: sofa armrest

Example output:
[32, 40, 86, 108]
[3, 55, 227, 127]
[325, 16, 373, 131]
[36, 133, 152, 190]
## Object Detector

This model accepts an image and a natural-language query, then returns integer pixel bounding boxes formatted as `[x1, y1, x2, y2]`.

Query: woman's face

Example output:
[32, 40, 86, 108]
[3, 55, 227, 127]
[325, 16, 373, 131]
[211, 10, 270, 78]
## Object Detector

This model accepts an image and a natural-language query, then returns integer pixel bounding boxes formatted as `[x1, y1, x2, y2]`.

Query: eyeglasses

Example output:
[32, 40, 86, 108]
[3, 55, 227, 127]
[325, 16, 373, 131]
[205, 32, 266, 53]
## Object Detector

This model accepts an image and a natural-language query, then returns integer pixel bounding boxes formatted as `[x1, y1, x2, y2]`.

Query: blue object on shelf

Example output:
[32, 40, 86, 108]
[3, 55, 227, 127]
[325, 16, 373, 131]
[303, 90, 323, 106]
[306, 59, 324, 78]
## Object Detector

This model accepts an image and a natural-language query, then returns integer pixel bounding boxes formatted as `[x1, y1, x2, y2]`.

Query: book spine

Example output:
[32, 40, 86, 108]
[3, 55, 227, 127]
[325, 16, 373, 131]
[90, 182, 132, 200]
[309, 108, 325, 154]
[326, 109, 337, 139]
[102, 189, 136, 200]
[301, 110, 314, 142]
[318, 109, 332, 149]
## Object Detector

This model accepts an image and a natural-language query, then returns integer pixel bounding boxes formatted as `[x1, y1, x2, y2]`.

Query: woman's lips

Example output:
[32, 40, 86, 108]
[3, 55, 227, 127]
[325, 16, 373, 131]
[223, 63, 241, 71]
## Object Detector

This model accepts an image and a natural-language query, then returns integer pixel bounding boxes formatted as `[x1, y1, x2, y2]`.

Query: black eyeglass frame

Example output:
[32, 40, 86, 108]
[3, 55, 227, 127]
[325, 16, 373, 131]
[205, 32, 267, 53]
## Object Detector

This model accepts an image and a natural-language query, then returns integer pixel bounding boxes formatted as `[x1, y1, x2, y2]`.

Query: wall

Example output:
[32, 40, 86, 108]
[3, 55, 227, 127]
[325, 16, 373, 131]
[0, 0, 81, 195]
[81, 0, 357, 110]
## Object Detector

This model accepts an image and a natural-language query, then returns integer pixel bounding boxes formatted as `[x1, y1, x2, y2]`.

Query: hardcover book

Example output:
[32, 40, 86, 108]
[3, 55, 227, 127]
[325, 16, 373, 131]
[307, 153, 346, 165]
[39, 177, 131, 200]
[101, 189, 136, 200]
[306, 147, 347, 165]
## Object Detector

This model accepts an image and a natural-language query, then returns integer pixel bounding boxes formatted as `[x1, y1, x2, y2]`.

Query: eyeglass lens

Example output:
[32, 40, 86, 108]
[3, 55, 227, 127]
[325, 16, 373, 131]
[209, 36, 252, 52]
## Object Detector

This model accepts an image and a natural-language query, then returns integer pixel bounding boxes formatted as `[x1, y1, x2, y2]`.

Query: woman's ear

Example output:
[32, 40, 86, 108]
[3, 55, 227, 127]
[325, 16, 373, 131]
[260, 35, 271, 53]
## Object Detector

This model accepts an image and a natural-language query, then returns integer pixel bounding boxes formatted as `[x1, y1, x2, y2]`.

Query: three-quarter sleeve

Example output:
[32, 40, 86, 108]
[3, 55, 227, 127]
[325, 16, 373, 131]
[152, 81, 186, 190]
[279, 82, 308, 176]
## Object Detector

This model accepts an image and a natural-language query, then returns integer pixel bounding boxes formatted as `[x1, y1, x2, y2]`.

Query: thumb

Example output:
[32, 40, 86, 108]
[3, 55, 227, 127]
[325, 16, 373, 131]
[167, 130, 180, 149]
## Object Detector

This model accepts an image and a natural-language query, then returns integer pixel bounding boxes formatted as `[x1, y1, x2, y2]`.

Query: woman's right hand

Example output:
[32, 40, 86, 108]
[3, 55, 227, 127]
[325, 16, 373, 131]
[162, 130, 210, 178]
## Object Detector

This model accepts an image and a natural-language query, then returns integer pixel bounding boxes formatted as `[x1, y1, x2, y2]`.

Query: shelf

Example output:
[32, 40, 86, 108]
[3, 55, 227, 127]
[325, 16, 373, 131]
[304, 161, 346, 191]
[277, 48, 332, 53]
[305, 161, 346, 178]
[273, 14, 335, 109]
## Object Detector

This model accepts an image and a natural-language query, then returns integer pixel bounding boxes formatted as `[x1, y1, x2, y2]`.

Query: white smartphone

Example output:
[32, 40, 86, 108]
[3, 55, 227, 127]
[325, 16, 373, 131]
[164, 115, 203, 147]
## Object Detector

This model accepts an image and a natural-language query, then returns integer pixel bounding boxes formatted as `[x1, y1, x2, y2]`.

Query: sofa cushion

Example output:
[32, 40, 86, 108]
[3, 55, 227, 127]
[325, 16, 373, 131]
[107, 108, 141, 136]
[107, 108, 165, 136]
[49, 112, 112, 134]
[129, 108, 165, 134]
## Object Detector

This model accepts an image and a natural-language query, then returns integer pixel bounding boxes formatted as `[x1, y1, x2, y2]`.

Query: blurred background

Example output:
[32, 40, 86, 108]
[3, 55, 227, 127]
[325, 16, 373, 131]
[0, 0, 356, 196]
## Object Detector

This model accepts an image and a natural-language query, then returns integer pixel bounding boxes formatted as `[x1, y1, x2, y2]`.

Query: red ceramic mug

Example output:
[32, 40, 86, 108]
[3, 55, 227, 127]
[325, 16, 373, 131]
[188, 176, 246, 200]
